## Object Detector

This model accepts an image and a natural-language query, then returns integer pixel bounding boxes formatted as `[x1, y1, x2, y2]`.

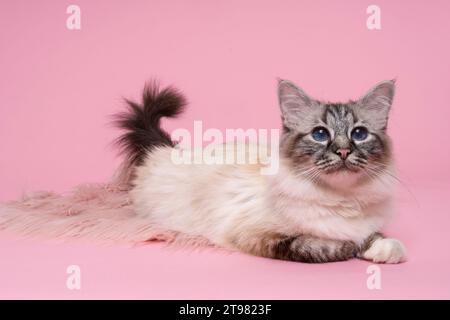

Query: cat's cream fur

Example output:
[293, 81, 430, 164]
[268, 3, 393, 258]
[131, 142, 406, 263]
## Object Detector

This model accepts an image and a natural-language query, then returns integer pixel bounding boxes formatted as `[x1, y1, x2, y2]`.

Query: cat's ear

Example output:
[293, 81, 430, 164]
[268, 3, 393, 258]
[357, 80, 396, 130]
[278, 80, 314, 131]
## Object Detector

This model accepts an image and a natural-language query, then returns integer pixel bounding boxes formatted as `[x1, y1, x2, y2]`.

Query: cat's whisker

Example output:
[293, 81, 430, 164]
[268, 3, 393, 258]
[297, 166, 323, 184]
[365, 165, 419, 205]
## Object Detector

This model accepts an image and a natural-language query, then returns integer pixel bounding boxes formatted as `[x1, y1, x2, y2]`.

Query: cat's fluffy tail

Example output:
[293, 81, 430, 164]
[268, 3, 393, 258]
[114, 81, 187, 170]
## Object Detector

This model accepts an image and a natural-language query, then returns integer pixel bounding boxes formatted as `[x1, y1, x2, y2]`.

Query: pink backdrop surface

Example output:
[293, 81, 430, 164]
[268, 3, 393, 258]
[1, 0, 450, 299]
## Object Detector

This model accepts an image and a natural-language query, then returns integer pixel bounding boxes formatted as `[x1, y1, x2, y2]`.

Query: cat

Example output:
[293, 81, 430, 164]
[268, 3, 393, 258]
[114, 79, 406, 263]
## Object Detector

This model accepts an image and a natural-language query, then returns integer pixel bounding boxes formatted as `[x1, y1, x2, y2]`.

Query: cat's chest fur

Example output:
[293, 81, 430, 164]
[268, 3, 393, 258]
[268, 164, 394, 244]
[132, 146, 394, 247]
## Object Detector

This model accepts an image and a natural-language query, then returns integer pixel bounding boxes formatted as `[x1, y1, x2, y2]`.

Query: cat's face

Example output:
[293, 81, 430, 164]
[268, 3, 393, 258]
[278, 79, 395, 187]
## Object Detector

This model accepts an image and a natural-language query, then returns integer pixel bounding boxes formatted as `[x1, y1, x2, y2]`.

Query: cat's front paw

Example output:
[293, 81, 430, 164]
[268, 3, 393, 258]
[362, 238, 407, 264]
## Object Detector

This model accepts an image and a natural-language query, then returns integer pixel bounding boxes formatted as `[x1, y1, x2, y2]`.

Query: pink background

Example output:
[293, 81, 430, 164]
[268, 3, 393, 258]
[1, 0, 450, 299]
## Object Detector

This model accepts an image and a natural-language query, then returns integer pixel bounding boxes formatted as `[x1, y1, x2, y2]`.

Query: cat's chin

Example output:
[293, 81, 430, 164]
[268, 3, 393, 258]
[319, 168, 367, 190]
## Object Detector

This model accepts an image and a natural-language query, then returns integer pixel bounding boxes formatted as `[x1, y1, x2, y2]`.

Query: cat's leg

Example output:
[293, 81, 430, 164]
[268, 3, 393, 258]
[359, 232, 407, 264]
[232, 233, 361, 263]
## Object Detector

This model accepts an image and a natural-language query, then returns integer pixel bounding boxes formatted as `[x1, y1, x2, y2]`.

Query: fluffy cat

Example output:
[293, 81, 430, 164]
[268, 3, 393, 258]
[115, 79, 406, 263]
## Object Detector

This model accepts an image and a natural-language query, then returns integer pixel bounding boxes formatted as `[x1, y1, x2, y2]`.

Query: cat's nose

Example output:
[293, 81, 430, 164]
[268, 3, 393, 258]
[336, 148, 351, 160]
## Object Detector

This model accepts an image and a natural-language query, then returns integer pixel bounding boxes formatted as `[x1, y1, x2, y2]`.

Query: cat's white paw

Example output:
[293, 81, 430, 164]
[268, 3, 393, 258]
[362, 238, 407, 264]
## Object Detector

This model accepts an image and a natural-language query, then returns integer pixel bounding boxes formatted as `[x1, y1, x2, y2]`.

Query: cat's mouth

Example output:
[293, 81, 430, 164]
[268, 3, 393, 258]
[320, 160, 362, 174]
[312, 159, 369, 188]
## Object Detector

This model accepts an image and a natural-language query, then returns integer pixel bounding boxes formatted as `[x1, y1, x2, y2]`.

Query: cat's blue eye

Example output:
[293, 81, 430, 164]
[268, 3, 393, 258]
[351, 127, 369, 141]
[311, 127, 330, 142]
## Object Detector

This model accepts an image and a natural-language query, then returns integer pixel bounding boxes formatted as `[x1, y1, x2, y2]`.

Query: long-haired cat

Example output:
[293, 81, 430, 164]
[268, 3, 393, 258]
[115, 79, 406, 263]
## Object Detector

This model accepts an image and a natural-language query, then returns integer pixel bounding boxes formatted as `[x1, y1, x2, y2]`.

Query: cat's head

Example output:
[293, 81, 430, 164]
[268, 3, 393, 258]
[278, 79, 395, 188]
